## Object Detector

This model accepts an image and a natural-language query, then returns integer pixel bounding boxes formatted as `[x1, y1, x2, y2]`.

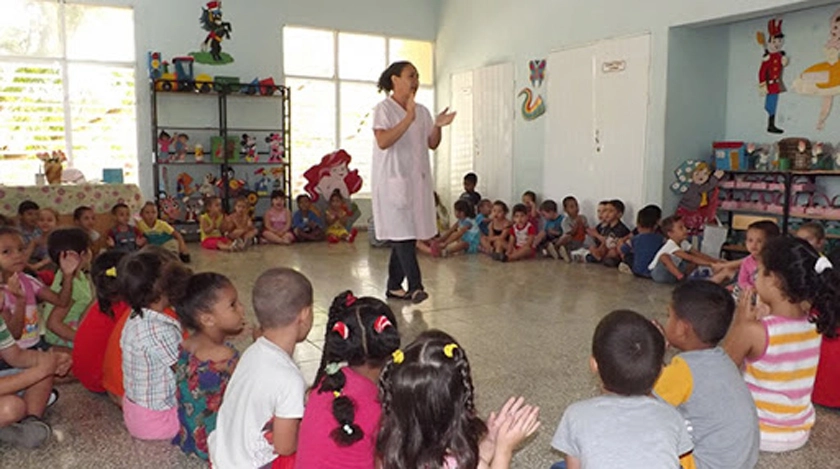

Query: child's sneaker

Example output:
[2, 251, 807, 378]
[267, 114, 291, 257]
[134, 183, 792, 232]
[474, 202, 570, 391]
[347, 228, 358, 243]
[546, 243, 560, 260]
[618, 262, 633, 275]
[558, 245, 571, 263]
[231, 239, 245, 251]
[570, 248, 588, 263]
[0, 415, 52, 448]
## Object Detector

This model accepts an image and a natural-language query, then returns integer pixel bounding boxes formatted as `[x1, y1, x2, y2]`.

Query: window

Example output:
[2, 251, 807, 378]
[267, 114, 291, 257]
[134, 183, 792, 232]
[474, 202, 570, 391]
[0, 1, 136, 186]
[283, 26, 434, 197]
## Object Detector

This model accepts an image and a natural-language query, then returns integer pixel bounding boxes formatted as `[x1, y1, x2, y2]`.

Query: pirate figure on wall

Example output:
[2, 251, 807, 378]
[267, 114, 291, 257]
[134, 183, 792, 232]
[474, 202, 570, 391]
[758, 19, 788, 134]
[195, 1, 233, 64]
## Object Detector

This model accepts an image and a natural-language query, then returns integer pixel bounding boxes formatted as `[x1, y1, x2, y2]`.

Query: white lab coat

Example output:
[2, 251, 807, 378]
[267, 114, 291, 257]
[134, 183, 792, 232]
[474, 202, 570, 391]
[371, 97, 437, 241]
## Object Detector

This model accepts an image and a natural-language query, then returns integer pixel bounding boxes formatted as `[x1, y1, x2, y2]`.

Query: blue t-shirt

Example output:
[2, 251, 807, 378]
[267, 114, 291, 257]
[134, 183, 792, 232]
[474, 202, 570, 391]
[543, 215, 564, 238]
[292, 209, 324, 231]
[475, 213, 489, 236]
[630, 232, 665, 277]
[459, 218, 481, 245]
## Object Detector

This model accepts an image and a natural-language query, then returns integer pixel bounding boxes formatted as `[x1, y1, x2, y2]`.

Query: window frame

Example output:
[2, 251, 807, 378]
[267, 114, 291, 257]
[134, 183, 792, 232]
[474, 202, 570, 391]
[283, 26, 434, 197]
[0, 1, 136, 184]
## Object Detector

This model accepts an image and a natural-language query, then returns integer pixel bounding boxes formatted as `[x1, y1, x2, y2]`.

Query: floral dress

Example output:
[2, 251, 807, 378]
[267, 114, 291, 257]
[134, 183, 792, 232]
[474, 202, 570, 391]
[172, 344, 239, 460]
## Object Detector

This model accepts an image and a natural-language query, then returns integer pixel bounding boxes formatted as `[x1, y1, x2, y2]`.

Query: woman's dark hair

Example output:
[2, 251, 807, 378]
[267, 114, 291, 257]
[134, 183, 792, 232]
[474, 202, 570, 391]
[91, 250, 128, 318]
[453, 199, 475, 219]
[313, 291, 399, 446]
[377, 61, 413, 93]
[73, 206, 93, 221]
[761, 236, 840, 337]
[171, 272, 233, 331]
[118, 250, 192, 318]
[377, 330, 487, 469]
[47, 228, 90, 264]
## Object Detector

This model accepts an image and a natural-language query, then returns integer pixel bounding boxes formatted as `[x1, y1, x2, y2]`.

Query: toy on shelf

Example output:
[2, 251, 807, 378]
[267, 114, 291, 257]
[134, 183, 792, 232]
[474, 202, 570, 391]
[265, 133, 285, 163]
[37, 150, 66, 185]
[218, 165, 248, 197]
[148, 52, 163, 80]
[199, 173, 217, 199]
[158, 130, 173, 160]
[176, 173, 195, 200]
[269, 167, 285, 191]
[713, 141, 747, 171]
[213, 75, 239, 92]
[183, 195, 203, 223]
[811, 142, 835, 170]
[172, 133, 190, 161]
[243, 77, 278, 96]
[158, 192, 182, 223]
[210, 135, 239, 163]
[746, 143, 774, 171]
[241, 134, 257, 162]
[673, 161, 723, 237]
[194, 143, 205, 163]
[254, 168, 271, 196]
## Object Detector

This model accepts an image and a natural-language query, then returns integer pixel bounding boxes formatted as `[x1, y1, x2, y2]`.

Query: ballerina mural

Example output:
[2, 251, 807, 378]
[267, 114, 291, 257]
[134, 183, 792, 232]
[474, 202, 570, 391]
[793, 8, 840, 130]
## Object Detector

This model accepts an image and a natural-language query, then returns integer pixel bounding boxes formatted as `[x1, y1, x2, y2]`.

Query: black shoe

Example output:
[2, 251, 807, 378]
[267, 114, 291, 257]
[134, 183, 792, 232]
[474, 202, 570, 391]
[179, 253, 191, 263]
[767, 115, 783, 134]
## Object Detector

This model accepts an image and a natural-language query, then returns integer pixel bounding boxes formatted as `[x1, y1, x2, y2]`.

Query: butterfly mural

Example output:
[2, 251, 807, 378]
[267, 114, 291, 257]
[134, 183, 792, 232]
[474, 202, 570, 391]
[529, 59, 546, 87]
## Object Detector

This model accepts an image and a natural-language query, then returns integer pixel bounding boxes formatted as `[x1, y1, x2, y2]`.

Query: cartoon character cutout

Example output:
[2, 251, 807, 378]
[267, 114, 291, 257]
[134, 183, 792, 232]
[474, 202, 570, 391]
[792, 8, 840, 131]
[265, 133, 284, 163]
[199, 1, 232, 63]
[158, 130, 173, 160]
[757, 19, 788, 134]
[241, 134, 257, 163]
[303, 150, 363, 204]
[675, 162, 724, 237]
[173, 133, 189, 162]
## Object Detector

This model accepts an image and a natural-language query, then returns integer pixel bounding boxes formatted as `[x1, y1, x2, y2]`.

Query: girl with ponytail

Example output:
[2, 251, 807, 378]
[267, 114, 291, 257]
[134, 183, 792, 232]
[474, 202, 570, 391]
[295, 291, 400, 468]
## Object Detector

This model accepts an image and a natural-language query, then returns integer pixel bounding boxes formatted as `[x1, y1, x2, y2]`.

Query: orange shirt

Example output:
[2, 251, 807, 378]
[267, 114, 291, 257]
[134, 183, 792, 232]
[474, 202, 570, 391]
[102, 306, 185, 398]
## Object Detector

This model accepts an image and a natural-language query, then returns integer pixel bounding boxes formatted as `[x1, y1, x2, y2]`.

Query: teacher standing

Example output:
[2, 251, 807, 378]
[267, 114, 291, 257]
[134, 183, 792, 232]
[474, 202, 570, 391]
[372, 61, 455, 304]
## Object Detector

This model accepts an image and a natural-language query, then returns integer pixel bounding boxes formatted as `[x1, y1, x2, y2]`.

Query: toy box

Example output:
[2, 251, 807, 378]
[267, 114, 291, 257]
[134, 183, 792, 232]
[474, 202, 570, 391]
[713, 141, 747, 171]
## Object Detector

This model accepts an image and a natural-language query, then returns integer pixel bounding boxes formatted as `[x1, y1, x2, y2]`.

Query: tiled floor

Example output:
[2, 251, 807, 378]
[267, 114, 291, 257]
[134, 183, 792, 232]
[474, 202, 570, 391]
[2, 240, 838, 468]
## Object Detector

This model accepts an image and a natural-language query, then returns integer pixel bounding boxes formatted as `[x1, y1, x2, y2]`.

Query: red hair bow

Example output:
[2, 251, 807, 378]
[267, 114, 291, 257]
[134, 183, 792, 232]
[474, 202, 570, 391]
[373, 316, 393, 334]
[332, 321, 349, 340]
[345, 293, 357, 307]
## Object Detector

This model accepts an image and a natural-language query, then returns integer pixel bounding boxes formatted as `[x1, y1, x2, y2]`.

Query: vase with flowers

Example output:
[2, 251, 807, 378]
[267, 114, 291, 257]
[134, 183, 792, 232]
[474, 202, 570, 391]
[37, 150, 66, 185]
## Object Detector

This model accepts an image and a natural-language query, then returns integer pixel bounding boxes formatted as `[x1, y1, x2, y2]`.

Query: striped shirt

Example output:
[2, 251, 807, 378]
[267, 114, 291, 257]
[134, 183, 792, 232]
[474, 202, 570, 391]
[120, 308, 182, 410]
[743, 315, 821, 452]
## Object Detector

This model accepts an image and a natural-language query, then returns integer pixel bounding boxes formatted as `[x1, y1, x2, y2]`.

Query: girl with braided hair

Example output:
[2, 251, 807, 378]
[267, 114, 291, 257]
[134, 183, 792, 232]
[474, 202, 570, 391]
[295, 291, 400, 468]
[377, 330, 541, 469]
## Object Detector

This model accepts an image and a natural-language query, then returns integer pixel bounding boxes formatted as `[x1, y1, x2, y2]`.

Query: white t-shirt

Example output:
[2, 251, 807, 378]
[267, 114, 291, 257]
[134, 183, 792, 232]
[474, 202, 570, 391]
[208, 337, 306, 468]
[648, 239, 692, 271]
[371, 97, 437, 241]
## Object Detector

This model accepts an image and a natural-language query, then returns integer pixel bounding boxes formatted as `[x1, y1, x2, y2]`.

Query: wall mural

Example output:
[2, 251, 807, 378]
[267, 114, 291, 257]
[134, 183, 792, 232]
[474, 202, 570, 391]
[520, 59, 547, 121]
[757, 18, 787, 134]
[190, 1, 234, 65]
[792, 8, 840, 131]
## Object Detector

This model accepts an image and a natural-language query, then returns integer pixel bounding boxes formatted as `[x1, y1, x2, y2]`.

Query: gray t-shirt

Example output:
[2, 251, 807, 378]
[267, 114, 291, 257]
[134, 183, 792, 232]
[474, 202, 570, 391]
[654, 347, 759, 469]
[552, 394, 693, 469]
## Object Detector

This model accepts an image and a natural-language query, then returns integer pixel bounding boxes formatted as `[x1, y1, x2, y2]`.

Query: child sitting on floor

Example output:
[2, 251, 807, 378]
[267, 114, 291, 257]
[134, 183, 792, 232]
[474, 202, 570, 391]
[17, 201, 42, 260]
[558, 196, 589, 263]
[107, 203, 146, 253]
[654, 281, 759, 469]
[262, 190, 296, 245]
[325, 190, 358, 244]
[480, 200, 511, 258]
[736, 221, 780, 290]
[42, 228, 94, 353]
[71, 250, 129, 394]
[724, 237, 839, 452]
[618, 205, 664, 278]
[226, 197, 259, 249]
[210, 268, 314, 468]
[534, 199, 564, 260]
[522, 190, 540, 227]
[649, 216, 724, 284]
[173, 272, 244, 460]
[436, 200, 481, 257]
[137, 202, 190, 263]
[796, 222, 826, 253]
[476, 198, 492, 236]
[497, 203, 536, 262]
[200, 197, 236, 252]
[296, 291, 400, 468]
[119, 249, 191, 440]
[73, 206, 102, 254]
[377, 330, 540, 469]
[587, 199, 631, 267]
[292, 194, 325, 242]
[28, 208, 60, 276]
[551, 310, 693, 469]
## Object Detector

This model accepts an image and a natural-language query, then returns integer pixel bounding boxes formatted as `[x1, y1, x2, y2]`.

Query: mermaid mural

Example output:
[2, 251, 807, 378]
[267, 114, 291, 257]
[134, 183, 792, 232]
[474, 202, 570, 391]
[303, 149, 363, 229]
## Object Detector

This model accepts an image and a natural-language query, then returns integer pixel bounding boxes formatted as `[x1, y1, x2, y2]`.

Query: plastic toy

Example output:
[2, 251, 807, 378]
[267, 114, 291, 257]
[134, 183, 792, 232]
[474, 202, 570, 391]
[269, 167, 285, 191]
[148, 52, 163, 80]
[265, 133, 285, 163]
[254, 168, 271, 196]
[176, 173, 195, 199]
[218, 165, 247, 197]
[213, 75, 240, 92]
[172, 133, 189, 161]
[183, 196, 203, 223]
[158, 192, 182, 222]
[158, 130, 173, 158]
[811, 142, 835, 170]
[746, 143, 773, 171]
[713, 141, 747, 171]
[199, 173, 217, 198]
[194, 143, 204, 163]
[241, 134, 257, 162]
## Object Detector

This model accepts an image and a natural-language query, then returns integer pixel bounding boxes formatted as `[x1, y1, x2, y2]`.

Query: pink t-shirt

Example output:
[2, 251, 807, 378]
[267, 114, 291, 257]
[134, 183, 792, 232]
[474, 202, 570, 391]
[738, 254, 758, 289]
[264, 207, 290, 232]
[2, 273, 44, 348]
[295, 367, 381, 469]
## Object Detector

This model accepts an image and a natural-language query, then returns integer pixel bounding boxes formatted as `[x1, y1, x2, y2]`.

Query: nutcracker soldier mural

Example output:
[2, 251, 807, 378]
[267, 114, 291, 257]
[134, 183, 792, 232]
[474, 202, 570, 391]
[758, 18, 788, 134]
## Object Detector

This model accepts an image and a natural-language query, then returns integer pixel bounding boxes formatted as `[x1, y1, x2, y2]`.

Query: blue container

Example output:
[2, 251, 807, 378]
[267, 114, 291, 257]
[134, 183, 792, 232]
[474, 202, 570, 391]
[103, 168, 124, 184]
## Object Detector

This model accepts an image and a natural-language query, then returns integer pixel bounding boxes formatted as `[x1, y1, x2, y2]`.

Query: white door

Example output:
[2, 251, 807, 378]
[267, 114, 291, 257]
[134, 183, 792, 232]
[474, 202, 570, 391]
[545, 34, 651, 220]
[449, 71, 474, 206]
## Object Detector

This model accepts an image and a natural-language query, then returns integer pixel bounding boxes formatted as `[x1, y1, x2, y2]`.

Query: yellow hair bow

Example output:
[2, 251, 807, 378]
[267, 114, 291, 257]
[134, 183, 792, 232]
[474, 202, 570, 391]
[392, 349, 404, 364]
[105, 267, 117, 278]
[443, 343, 459, 358]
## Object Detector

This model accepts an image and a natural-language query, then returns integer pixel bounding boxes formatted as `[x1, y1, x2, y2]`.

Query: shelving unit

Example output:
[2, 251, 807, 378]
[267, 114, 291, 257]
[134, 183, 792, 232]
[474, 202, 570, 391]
[717, 170, 840, 255]
[150, 79, 291, 238]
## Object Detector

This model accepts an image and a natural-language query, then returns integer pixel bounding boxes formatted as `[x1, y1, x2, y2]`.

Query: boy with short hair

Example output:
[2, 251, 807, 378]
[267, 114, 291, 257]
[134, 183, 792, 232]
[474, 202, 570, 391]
[106, 203, 146, 252]
[209, 268, 314, 468]
[587, 199, 631, 267]
[649, 216, 722, 284]
[654, 281, 759, 469]
[42, 228, 94, 351]
[292, 194, 326, 242]
[551, 310, 693, 469]
[459, 172, 481, 208]
[618, 205, 664, 277]
[534, 199, 564, 260]
[17, 201, 42, 264]
[558, 196, 588, 263]
[496, 203, 536, 262]
[475, 198, 493, 236]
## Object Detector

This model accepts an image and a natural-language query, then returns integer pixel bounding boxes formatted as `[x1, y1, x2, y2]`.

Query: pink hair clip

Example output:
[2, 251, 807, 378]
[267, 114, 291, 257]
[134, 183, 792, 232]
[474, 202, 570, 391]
[373, 315, 393, 334]
[345, 293, 357, 307]
[332, 321, 349, 340]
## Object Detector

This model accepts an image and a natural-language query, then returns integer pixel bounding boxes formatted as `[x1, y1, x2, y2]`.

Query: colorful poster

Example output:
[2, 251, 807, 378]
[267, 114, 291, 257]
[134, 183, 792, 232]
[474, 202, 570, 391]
[757, 19, 787, 134]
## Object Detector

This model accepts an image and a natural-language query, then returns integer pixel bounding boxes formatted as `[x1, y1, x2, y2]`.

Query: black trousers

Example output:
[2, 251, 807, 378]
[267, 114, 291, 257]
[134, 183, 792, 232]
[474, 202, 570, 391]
[387, 240, 423, 293]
